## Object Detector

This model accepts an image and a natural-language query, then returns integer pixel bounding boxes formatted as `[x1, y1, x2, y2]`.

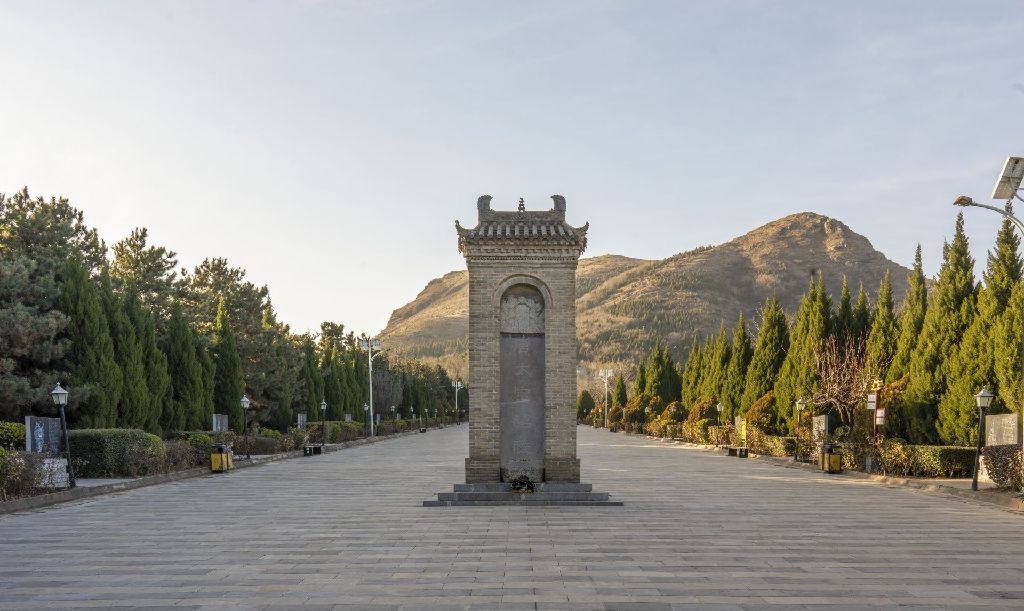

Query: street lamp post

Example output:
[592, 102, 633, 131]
[795, 398, 806, 462]
[972, 388, 995, 491]
[363, 403, 369, 437]
[358, 337, 383, 436]
[716, 402, 723, 426]
[452, 380, 463, 425]
[320, 399, 327, 451]
[598, 368, 614, 429]
[240, 395, 251, 460]
[50, 384, 75, 489]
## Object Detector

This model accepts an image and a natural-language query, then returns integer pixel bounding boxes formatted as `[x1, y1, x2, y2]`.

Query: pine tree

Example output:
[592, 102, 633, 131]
[939, 208, 1021, 444]
[774, 276, 832, 433]
[741, 295, 790, 414]
[903, 214, 977, 444]
[212, 297, 245, 433]
[59, 256, 122, 428]
[721, 312, 753, 421]
[888, 246, 927, 383]
[865, 271, 897, 381]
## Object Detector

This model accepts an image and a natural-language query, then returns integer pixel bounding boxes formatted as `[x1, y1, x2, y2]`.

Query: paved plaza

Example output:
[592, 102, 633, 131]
[2, 426, 1024, 610]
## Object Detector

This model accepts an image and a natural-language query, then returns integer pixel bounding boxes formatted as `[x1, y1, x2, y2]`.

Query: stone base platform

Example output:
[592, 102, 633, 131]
[423, 482, 624, 506]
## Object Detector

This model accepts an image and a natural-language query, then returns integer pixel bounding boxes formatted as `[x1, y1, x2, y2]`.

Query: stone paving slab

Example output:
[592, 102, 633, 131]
[1, 426, 1023, 609]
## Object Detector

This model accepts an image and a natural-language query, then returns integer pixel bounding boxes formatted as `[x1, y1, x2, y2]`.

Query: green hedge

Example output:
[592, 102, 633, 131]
[878, 440, 975, 478]
[983, 444, 1023, 490]
[0, 421, 25, 451]
[68, 429, 166, 477]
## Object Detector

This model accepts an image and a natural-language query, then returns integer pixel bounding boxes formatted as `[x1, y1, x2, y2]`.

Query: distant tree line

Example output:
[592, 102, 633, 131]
[582, 209, 1022, 446]
[0, 188, 465, 435]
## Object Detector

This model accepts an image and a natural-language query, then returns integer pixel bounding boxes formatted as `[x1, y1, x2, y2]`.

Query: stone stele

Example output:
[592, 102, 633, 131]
[424, 195, 622, 506]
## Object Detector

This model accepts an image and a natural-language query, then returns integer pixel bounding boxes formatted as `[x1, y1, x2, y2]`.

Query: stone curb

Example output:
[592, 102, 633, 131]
[0, 428, 428, 516]
[642, 433, 1024, 513]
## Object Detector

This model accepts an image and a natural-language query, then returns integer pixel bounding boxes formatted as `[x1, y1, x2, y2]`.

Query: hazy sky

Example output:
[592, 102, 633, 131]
[3, 1, 1023, 335]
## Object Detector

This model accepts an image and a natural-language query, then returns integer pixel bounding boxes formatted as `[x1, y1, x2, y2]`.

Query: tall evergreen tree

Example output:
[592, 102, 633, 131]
[680, 336, 704, 407]
[160, 305, 206, 431]
[835, 276, 853, 346]
[939, 208, 1021, 444]
[321, 346, 345, 421]
[903, 214, 977, 443]
[130, 293, 169, 433]
[576, 390, 596, 421]
[298, 338, 323, 416]
[698, 322, 731, 403]
[212, 298, 245, 433]
[851, 282, 871, 342]
[631, 361, 646, 399]
[721, 312, 753, 421]
[865, 271, 897, 381]
[995, 281, 1024, 413]
[611, 373, 628, 408]
[101, 275, 149, 429]
[741, 295, 790, 414]
[888, 246, 927, 383]
[59, 256, 122, 427]
[110, 227, 178, 330]
[773, 276, 832, 432]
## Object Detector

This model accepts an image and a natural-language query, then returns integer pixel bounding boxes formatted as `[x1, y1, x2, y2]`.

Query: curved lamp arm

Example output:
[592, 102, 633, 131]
[954, 196, 1024, 234]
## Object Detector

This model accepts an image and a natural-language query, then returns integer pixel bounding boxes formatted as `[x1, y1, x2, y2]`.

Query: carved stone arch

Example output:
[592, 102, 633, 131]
[491, 275, 554, 312]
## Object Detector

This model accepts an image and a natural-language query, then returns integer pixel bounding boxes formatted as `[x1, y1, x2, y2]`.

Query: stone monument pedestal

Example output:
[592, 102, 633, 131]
[424, 194, 621, 507]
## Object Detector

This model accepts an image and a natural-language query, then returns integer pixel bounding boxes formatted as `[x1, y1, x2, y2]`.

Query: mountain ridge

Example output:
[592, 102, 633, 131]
[380, 212, 911, 379]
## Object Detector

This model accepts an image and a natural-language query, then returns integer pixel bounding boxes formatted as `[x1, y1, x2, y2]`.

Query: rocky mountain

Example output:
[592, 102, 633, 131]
[380, 212, 912, 379]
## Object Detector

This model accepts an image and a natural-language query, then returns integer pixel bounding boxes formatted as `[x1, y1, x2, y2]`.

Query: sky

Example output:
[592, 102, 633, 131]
[2, 1, 1023, 336]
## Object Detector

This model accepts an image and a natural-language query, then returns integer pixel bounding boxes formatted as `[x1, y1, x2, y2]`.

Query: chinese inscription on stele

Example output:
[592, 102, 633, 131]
[499, 284, 545, 481]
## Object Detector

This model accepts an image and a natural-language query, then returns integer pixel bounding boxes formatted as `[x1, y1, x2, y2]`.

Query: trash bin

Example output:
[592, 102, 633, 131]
[820, 443, 841, 473]
[210, 443, 234, 472]
[737, 447, 748, 458]
[303, 445, 314, 457]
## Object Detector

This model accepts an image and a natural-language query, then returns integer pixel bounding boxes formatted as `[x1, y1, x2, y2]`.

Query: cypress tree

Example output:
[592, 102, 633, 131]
[680, 336, 703, 407]
[698, 322, 731, 403]
[299, 339, 323, 415]
[835, 276, 853, 346]
[741, 295, 789, 414]
[721, 312, 753, 421]
[774, 276, 832, 432]
[197, 342, 216, 429]
[611, 373, 627, 408]
[939, 208, 1021, 444]
[995, 281, 1024, 413]
[851, 283, 871, 342]
[321, 346, 344, 421]
[160, 305, 206, 431]
[59, 256, 122, 428]
[632, 361, 646, 399]
[887, 246, 927, 383]
[101, 275, 149, 430]
[865, 271, 897, 381]
[903, 214, 977, 443]
[126, 289, 169, 433]
[576, 390, 596, 421]
[212, 297, 245, 433]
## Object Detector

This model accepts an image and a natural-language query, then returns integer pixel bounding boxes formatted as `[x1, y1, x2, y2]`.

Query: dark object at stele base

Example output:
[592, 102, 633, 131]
[509, 476, 535, 493]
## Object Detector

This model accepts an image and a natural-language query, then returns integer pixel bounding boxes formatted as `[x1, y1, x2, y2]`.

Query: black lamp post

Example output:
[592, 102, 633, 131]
[794, 398, 806, 462]
[972, 388, 994, 491]
[320, 399, 327, 451]
[50, 383, 75, 489]
[240, 395, 251, 459]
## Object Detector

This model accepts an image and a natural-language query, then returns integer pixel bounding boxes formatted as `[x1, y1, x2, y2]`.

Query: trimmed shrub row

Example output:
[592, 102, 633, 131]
[878, 440, 975, 478]
[68, 429, 166, 478]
